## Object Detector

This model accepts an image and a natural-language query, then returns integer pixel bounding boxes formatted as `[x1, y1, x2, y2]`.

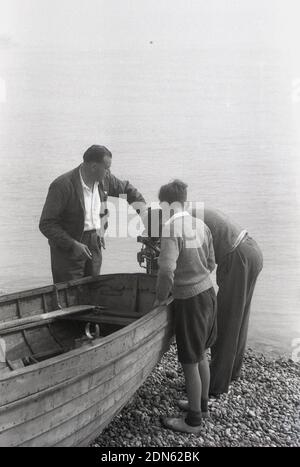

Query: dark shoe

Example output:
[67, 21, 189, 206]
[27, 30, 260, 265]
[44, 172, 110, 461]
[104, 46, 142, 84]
[177, 399, 209, 419]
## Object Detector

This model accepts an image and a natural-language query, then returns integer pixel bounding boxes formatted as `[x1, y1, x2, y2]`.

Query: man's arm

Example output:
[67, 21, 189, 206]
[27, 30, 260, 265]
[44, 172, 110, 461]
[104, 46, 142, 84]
[107, 172, 146, 206]
[156, 236, 180, 303]
[107, 172, 148, 230]
[39, 182, 76, 251]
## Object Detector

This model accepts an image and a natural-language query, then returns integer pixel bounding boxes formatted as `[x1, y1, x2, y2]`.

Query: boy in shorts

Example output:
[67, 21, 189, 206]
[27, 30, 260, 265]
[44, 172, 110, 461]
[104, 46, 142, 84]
[154, 180, 217, 433]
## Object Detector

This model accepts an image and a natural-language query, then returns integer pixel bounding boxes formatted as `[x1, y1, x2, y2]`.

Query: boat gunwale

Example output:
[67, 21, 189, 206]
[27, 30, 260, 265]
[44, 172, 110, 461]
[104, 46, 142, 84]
[0, 304, 170, 383]
[0, 273, 156, 303]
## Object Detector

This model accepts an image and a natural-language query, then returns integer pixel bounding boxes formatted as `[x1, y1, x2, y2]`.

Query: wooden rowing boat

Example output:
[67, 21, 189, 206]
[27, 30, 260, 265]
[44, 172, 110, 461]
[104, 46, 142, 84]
[0, 273, 174, 447]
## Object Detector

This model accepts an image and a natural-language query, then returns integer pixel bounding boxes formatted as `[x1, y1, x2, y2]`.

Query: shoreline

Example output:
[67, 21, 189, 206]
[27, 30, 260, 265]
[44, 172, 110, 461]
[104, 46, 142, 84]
[92, 344, 299, 447]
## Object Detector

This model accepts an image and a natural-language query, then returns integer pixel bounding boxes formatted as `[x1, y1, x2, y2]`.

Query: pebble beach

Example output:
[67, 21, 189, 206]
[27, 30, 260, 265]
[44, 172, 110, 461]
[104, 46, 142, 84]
[92, 344, 299, 448]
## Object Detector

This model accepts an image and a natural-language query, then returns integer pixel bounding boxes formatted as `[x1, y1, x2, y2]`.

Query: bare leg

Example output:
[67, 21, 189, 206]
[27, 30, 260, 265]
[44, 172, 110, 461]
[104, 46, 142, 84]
[198, 352, 210, 401]
[181, 363, 202, 412]
[162, 362, 203, 432]
[178, 353, 209, 414]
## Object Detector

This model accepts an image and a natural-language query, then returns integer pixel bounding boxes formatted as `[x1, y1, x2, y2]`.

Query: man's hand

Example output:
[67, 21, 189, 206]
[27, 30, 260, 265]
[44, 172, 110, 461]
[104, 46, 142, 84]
[73, 241, 92, 260]
[153, 298, 168, 308]
[153, 296, 174, 308]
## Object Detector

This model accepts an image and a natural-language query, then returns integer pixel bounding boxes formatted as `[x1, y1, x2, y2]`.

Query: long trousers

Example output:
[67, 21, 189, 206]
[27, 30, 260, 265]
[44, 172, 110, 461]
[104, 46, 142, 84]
[210, 236, 263, 394]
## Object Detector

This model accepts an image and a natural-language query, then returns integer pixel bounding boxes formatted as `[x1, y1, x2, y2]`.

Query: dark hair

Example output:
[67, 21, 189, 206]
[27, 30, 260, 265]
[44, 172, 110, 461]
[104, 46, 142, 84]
[83, 145, 112, 163]
[158, 179, 188, 205]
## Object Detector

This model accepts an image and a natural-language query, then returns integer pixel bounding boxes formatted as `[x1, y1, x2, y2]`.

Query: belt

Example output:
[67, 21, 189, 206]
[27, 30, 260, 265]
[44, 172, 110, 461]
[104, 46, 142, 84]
[83, 229, 97, 234]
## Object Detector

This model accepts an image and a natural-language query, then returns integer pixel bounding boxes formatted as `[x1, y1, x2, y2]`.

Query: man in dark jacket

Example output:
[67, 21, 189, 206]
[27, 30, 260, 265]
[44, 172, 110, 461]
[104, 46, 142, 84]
[190, 207, 263, 396]
[39, 145, 146, 283]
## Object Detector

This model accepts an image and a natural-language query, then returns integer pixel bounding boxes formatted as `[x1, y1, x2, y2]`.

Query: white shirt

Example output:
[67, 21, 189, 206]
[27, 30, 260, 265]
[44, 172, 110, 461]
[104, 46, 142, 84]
[79, 169, 101, 231]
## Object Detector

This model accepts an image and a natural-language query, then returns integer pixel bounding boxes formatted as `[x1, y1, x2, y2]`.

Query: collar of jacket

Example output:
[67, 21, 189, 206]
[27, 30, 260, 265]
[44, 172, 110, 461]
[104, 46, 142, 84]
[71, 165, 107, 213]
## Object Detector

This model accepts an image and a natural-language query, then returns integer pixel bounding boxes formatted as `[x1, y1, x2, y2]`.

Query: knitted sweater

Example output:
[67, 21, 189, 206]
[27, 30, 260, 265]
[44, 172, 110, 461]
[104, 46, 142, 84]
[156, 212, 215, 301]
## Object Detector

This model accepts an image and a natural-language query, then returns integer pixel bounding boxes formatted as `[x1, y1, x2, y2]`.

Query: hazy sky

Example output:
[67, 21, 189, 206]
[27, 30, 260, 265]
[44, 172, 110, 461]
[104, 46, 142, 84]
[0, 0, 300, 50]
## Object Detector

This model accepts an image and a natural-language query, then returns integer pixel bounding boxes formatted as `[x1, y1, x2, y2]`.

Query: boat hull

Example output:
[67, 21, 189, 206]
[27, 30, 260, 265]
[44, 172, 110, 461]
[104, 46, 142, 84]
[0, 273, 174, 447]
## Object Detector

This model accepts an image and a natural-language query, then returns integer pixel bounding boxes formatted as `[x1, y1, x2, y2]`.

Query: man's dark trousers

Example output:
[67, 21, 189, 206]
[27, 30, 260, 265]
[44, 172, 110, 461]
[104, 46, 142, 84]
[50, 230, 102, 283]
[210, 236, 263, 394]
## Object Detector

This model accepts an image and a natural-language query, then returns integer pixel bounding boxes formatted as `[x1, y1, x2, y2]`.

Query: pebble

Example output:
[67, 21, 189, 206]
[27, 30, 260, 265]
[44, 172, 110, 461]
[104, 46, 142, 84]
[91, 344, 300, 448]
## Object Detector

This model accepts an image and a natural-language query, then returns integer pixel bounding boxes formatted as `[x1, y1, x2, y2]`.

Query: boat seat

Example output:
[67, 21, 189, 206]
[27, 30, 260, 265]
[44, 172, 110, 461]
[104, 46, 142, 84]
[0, 305, 102, 336]
[60, 313, 135, 327]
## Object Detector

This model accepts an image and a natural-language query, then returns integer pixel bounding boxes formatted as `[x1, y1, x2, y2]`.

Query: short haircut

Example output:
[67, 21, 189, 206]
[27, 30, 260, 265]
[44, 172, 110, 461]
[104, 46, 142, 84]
[158, 179, 188, 205]
[83, 145, 112, 163]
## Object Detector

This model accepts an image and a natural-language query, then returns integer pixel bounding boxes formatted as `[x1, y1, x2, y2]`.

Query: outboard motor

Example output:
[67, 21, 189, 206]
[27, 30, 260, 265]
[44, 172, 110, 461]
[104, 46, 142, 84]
[137, 208, 162, 275]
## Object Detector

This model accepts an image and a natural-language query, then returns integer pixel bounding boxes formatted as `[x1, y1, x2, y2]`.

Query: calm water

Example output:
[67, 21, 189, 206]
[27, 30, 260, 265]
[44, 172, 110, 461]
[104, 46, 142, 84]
[0, 46, 299, 356]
